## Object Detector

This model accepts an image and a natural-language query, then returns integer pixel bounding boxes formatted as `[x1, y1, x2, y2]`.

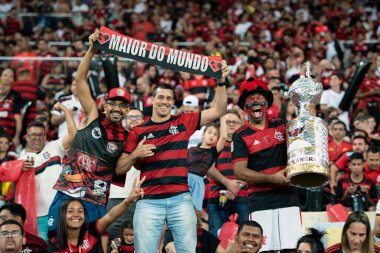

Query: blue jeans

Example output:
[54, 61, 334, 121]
[188, 173, 205, 211]
[133, 192, 197, 253]
[208, 201, 249, 237]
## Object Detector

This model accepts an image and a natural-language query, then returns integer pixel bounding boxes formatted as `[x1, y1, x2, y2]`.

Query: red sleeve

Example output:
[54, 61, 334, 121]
[334, 153, 348, 170]
[181, 112, 201, 135]
[124, 128, 138, 154]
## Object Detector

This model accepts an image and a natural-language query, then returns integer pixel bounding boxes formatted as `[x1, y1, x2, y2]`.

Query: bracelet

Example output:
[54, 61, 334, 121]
[217, 81, 226, 87]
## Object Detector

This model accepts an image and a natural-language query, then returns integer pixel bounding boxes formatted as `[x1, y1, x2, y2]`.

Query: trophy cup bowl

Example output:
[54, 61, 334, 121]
[285, 63, 330, 188]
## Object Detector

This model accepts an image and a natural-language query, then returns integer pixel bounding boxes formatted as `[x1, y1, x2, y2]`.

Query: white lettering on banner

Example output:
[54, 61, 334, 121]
[167, 49, 178, 64]
[109, 34, 121, 51]
[157, 46, 165, 61]
[110, 35, 147, 57]
[108, 34, 210, 73]
[166, 49, 208, 72]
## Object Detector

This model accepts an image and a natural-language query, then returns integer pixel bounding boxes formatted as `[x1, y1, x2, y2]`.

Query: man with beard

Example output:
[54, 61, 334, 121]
[225, 221, 263, 253]
[232, 77, 301, 253]
[47, 31, 131, 237]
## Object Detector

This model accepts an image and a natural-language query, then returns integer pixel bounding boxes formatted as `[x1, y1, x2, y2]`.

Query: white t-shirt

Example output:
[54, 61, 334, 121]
[320, 89, 350, 128]
[51, 95, 83, 138]
[20, 138, 66, 217]
[108, 167, 141, 199]
[187, 126, 206, 149]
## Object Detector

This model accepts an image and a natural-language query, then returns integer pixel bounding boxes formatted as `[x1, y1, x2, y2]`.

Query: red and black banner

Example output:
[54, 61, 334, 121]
[93, 26, 223, 79]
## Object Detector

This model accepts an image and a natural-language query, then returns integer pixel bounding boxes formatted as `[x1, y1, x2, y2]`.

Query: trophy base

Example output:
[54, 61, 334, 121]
[287, 164, 330, 188]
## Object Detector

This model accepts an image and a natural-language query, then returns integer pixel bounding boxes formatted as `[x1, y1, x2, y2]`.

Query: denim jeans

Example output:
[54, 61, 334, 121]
[208, 201, 249, 237]
[133, 192, 197, 253]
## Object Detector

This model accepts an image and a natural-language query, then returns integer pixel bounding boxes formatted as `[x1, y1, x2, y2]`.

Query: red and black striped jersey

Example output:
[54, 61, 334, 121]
[0, 90, 22, 138]
[232, 119, 299, 211]
[208, 141, 248, 204]
[336, 174, 378, 204]
[124, 112, 201, 199]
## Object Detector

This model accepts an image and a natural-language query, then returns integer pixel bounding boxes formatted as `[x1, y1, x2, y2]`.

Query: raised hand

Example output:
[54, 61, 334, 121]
[125, 176, 146, 204]
[218, 60, 230, 83]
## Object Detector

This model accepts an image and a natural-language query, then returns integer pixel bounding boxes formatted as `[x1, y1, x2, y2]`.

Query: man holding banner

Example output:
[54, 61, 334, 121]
[115, 53, 229, 253]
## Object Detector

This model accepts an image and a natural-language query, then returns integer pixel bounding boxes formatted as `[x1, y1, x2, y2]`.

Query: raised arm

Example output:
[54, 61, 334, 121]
[97, 177, 145, 234]
[216, 116, 227, 153]
[53, 102, 77, 150]
[200, 60, 229, 126]
[75, 31, 100, 127]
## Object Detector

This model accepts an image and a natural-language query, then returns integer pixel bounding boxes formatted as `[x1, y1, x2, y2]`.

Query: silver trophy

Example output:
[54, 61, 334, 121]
[285, 62, 330, 188]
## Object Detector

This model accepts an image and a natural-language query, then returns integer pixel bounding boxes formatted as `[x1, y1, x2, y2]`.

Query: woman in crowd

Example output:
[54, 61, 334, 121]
[325, 212, 380, 253]
[48, 177, 144, 253]
[296, 228, 325, 253]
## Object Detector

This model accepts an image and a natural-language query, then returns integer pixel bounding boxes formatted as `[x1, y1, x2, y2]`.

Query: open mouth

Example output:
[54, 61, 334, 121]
[252, 107, 263, 119]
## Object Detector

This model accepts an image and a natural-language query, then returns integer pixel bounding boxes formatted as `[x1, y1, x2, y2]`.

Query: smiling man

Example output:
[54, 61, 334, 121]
[116, 60, 230, 252]
[48, 31, 130, 238]
[232, 77, 301, 253]
[225, 221, 263, 253]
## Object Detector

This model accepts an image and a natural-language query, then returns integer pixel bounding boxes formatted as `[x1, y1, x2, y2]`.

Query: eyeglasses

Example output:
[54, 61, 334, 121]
[27, 133, 45, 138]
[226, 120, 240, 125]
[106, 101, 128, 109]
[126, 115, 144, 121]
[0, 231, 23, 238]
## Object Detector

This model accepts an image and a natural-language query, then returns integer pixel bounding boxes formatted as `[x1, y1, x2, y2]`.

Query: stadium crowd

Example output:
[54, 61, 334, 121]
[0, 0, 379, 252]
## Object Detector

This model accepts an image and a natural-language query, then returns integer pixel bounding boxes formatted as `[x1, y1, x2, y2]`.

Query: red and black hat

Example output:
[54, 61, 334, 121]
[107, 87, 130, 103]
[237, 77, 273, 109]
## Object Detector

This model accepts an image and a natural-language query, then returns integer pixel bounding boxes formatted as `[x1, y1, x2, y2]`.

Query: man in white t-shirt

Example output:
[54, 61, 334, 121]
[19, 102, 76, 240]
[51, 79, 83, 138]
[320, 73, 349, 128]
[106, 107, 144, 239]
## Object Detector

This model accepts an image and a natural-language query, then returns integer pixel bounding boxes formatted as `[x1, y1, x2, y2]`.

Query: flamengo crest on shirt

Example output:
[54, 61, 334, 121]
[93, 26, 223, 79]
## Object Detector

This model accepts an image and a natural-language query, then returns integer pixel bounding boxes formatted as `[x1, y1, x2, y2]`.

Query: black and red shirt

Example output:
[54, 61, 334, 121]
[124, 112, 201, 199]
[326, 243, 380, 253]
[24, 232, 48, 253]
[0, 90, 22, 138]
[208, 141, 248, 204]
[336, 174, 377, 205]
[48, 221, 104, 253]
[232, 119, 299, 211]
[54, 114, 127, 206]
[187, 146, 219, 177]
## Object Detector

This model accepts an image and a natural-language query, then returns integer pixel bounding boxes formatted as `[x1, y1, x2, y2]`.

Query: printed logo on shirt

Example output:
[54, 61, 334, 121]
[253, 140, 261, 146]
[78, 153, 96, 173]
[2, 103, 9, 109]
[91, 127, 102, 139]
[274, 130, 284, 142]
[147, 133, 154, 139]
[107, 142, 118, 153]
[22, 247, 32, 253]
[43, 151, 50, 159]
[169, 125, 179, 135]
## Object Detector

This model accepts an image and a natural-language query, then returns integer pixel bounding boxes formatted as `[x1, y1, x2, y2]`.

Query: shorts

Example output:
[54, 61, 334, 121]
[187, 173, 205, 211]
[249, 206, 302, 252]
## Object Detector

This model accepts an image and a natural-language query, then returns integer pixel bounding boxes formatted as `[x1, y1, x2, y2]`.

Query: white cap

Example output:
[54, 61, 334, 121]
[182, 95, 199, 107]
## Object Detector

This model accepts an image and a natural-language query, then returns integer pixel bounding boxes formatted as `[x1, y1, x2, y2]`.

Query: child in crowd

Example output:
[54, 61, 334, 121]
[110, 219, 135, 253]
[187, 117, 227, 212]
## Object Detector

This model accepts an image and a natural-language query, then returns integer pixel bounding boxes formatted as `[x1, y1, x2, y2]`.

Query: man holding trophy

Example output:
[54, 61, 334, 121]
[232, 62, 329, 252]
[232, 76, 302, 252]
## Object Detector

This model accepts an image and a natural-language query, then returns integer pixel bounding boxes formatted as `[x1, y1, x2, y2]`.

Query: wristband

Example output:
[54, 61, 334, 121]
[217, 81, 226, 87]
